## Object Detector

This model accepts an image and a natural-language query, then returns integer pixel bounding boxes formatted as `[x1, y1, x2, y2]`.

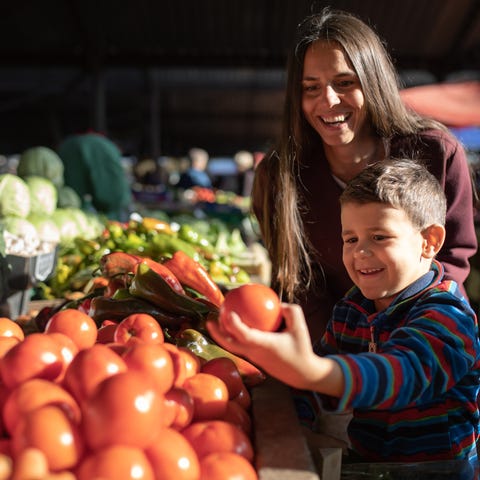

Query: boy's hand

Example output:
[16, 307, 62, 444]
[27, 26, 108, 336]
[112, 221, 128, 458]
[206, 303, 344, 396]
[207, 303, 318, 390]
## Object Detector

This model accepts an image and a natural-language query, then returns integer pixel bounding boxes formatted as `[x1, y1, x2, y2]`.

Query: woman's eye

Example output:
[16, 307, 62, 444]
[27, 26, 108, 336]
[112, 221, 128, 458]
[334, 79, 357, 90]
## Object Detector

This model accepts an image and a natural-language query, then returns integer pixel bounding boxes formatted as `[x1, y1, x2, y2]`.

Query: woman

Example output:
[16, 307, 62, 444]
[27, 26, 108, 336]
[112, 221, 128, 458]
[252, 8, 477, 343]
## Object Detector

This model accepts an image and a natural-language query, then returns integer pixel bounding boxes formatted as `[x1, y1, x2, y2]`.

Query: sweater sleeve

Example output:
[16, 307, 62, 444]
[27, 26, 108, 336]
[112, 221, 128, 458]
[322, 296, 479, 412]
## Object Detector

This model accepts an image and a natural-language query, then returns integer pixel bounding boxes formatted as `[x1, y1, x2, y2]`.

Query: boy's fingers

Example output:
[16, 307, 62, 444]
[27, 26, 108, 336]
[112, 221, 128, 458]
[282, 303, 309, 329]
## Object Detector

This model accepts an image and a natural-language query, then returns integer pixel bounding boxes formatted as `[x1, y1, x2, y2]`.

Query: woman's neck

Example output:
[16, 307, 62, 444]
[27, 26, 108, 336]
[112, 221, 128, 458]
[324, 138, 383, 183]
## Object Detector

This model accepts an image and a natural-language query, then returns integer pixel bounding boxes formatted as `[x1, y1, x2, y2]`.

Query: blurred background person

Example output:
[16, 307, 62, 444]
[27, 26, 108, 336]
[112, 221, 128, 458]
[218, 150, 256, 197]
[176, 147, 212, 190]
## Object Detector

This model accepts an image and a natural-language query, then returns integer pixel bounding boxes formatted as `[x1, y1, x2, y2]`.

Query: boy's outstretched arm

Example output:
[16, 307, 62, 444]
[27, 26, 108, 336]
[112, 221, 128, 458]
[206, 303, 344, 398]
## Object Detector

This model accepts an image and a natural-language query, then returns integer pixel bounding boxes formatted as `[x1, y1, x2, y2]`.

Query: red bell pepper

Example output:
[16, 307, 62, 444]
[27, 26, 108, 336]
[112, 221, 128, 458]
[163, 250, 225, 307]
[99, 252, 185, 294]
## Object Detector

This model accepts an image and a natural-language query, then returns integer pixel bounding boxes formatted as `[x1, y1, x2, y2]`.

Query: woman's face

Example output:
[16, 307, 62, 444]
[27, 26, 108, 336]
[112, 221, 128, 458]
[301, 40, 370, 148]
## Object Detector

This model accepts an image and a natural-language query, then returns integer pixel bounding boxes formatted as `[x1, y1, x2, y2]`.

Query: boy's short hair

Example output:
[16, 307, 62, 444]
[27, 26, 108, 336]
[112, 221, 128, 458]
[339, 159, 447, 229]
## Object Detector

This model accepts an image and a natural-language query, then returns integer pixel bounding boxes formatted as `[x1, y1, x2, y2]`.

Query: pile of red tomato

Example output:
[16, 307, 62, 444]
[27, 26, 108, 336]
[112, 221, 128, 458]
[0, 310, 258, 480]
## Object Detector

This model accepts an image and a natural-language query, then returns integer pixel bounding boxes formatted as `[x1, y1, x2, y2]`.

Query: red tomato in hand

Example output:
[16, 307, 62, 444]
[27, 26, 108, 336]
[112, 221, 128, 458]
[221, 284, 282, 332]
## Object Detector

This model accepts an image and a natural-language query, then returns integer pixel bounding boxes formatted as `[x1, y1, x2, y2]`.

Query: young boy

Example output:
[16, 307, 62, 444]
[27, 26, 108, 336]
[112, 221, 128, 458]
[207, 159, 480, 464]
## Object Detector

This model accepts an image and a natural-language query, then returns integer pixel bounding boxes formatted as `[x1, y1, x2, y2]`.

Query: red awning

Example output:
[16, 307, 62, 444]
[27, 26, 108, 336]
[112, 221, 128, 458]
[400, 81, 480, 127]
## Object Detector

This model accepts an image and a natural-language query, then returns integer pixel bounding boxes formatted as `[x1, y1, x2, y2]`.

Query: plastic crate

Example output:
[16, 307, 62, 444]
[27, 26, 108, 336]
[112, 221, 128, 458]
[5, 248, 58, 317]
[7, 248, 58, 291]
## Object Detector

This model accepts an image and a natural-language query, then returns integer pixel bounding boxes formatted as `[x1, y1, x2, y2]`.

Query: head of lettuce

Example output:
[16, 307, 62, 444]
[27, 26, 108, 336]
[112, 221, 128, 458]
[0, 174, 31, 218]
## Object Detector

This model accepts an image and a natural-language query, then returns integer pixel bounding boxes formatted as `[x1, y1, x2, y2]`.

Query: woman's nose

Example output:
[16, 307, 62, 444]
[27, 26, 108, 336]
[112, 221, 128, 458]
[324, 85, 341, 108]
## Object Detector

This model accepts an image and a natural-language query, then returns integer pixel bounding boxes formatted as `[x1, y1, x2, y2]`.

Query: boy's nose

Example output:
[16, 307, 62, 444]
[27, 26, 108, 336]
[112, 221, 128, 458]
[354, 246, 373, 258]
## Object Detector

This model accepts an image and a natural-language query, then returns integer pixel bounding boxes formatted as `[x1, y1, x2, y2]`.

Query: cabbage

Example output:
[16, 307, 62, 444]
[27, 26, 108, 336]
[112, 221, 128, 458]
[0, 223, 4, 257]
[27, 212, 61, 244]
[17, 146, 65, 187]
[51, 207, 106, 244]
[51, 209, 81, 244]
[66, 208, 89, 232]
[56, 185, 81, 209]
[0, 216, 37, 238]
[24, 176, 57, 216]
[0, 174, 31, 218]
[66, 207, 104, 240]
[85, 212, 105, 239]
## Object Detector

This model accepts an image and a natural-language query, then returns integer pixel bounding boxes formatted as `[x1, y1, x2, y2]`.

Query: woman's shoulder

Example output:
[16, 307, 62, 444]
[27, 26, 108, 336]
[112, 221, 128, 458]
[391, 127, 461, 157]
[417, 127, 460, 150]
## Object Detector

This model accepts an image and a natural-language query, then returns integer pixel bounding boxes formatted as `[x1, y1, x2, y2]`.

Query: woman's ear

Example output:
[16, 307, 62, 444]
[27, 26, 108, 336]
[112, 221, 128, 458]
[421, 224, 446, 258]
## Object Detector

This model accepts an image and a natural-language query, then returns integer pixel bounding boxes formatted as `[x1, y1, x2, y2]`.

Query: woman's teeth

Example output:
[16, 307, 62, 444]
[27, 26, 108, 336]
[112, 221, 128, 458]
[321, 114, 349, 124]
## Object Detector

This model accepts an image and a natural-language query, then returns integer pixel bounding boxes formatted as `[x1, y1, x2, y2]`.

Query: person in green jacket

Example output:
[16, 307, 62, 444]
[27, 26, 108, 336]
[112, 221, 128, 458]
[57, 132, 132, 221]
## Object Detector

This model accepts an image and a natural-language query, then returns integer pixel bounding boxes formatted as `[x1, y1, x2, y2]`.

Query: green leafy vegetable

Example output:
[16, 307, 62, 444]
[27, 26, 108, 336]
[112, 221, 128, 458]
[0, 215, 37, 238]
[24, 176, 58, 215]
[17, 146, 64, 187]
[27, 212, 61, 244]
[0, 174, 31, 218]
[56, 185, 82, 209]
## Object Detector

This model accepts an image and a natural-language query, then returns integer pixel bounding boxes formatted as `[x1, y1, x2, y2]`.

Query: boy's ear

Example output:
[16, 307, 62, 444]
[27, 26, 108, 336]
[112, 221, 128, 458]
[421, 224, 446, 258]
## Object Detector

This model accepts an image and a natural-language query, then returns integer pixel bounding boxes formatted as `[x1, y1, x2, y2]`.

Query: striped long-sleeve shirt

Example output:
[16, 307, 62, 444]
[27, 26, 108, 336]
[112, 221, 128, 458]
[316, 260, 480, 462]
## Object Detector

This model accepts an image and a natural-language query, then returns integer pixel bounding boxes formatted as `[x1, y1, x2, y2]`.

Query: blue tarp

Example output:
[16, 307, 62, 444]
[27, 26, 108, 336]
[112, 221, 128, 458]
[450, 127, 480, 151]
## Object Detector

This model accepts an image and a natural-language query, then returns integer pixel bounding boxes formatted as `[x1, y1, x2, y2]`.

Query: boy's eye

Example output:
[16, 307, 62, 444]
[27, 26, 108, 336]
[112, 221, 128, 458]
[373, 235, 387, 241]
[344, 237, 357, 244]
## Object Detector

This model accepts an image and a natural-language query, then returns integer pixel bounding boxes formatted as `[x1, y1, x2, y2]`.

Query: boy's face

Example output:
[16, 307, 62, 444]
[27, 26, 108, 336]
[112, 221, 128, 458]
[341, 202, 432, 311]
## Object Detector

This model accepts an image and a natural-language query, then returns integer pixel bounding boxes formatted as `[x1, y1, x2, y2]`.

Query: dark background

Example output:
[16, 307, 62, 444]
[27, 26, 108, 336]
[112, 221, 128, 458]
[1, 0, 480, 158]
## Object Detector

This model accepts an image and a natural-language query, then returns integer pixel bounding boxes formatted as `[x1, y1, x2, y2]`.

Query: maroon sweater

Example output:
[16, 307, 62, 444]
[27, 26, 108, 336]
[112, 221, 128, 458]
[253, 129, 477, 343]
